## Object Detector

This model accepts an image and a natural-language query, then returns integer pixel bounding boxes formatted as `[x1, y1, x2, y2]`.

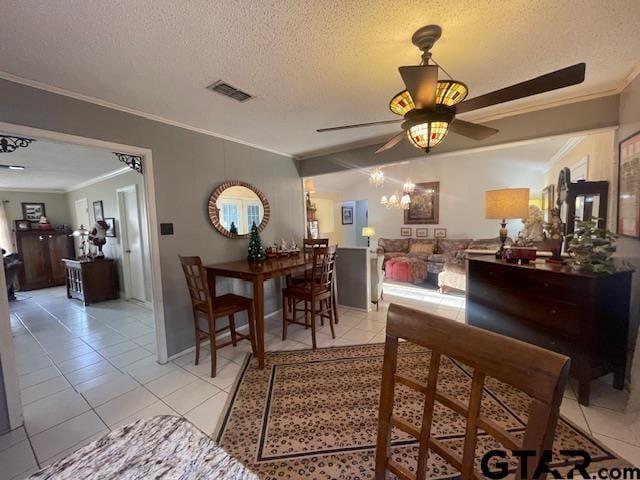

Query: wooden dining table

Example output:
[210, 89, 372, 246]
[205, 255, 339, 369]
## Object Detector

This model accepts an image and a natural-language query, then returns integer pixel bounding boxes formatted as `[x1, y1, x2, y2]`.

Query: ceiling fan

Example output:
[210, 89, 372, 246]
[317, 25, 586, 154]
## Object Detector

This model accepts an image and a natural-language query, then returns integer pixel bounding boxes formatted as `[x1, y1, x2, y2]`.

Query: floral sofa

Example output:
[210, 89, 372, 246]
[377, 238, 474, 282]
[377, 236, 513, 290]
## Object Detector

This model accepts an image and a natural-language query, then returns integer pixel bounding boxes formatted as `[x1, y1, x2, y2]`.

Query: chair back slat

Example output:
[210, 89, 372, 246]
[375, 303, 570, 480]
[179, 255, 214, 313]
[309, 245, 337, 291]
[303, 238, 329, 254]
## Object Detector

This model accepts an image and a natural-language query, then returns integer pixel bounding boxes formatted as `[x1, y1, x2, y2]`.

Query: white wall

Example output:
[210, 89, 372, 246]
[313, 154, 543, 244]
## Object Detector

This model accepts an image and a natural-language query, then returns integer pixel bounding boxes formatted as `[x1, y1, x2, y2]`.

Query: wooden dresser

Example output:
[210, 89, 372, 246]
[466, 256, 632, 406]
[62, 258, 119, 306]
[15, 230, 74, 290]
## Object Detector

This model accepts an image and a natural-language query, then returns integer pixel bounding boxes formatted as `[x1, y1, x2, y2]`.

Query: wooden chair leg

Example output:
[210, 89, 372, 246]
[320, 299, 325, 326]
[193, 310, 201, 366]
[209, 318, 217, 378]
[310, 297, 317, 349]
[282, 291, 289, 341]
[229, 314, 238, 347]
[247, 304, 257, 356]
[328, 299, 336, 339]
[332, 280, 339, 325]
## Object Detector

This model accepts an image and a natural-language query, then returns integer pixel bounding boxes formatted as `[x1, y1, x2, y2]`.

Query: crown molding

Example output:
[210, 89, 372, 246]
[541, 136, 586, 174]
[0, 186, 65, 193]
[64, 166, 132, 192]
[0, 70, 294, 159]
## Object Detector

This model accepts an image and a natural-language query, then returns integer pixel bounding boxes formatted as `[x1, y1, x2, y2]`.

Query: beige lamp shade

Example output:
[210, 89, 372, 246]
[303, 179, 316, 193]
[485, 188, 530, 219]
[362, 227, 376, 237]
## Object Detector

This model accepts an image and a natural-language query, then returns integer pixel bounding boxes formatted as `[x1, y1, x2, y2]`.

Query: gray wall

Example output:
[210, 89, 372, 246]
[336, 247, 369, 310]
[0, 78, 305, 357]
[66, 170, 151, 301]
[616, 75, 640, 403]
[0, 190, 72, 240]
[297, 95, 620, 176]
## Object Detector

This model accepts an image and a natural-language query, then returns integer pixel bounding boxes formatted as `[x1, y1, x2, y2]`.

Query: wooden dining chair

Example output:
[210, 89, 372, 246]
[179, 255, 257, 377]
[375, 303, 570, 480]
[282, 245, 337, 349]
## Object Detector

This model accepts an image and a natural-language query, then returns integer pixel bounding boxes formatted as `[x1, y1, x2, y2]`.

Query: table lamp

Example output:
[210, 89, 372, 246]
[303, 179, 316, 209]
[362, 226, 375, 247]
[485, 188, 530, 257]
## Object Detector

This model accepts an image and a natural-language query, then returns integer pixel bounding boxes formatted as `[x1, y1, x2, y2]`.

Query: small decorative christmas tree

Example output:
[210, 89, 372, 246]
[247, 222, 265, 262]
[229, 221, 238, 235]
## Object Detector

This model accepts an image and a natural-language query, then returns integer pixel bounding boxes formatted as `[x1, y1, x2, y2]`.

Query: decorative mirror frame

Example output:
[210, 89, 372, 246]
[207, 180, 270, 238]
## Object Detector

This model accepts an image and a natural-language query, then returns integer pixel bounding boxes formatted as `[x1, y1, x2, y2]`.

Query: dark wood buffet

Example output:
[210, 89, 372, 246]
[62, 258, 119, 306]
[465, 255, 632, 406]
[15, 229, 74, 290]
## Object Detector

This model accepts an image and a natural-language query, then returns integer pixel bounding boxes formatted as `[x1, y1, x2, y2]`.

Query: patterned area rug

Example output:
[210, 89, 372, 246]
[216, 343, 628, 479]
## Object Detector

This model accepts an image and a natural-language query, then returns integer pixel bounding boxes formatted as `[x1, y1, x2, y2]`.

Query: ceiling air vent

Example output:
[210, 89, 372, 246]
[207, 80, 253, 102]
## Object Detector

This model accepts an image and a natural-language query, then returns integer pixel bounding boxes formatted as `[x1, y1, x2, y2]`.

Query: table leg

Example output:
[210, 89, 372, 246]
[252, 275, 266, 369]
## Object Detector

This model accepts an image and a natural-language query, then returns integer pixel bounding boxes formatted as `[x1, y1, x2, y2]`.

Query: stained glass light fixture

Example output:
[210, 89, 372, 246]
[369, 168, 384, 187]
[406, 121, 450, 151]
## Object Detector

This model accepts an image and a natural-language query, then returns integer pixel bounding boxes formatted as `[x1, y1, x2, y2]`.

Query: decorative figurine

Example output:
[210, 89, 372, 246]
[89, 220, 108, 258]
[544, 207, 565, 264]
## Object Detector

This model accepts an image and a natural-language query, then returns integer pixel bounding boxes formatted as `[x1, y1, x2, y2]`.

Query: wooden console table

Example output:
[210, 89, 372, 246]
[466, 256, 632, 406]
[62, 258, 119, 306]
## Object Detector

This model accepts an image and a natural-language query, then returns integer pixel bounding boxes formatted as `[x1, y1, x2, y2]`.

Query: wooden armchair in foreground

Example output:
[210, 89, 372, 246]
[375, 303, 570, 480]
[179, 255, 257, 377]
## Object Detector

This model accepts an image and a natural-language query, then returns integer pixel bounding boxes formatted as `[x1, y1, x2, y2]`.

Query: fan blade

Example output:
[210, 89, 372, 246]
[317, 119, 402, 132]
[398, 65, 438, 108]
[456, 63, 586, 114]
[449, 119, 499, 140]
[375, 131, 406, 154]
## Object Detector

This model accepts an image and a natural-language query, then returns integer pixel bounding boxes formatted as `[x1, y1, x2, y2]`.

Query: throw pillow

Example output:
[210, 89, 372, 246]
[409, 243, 435, 255]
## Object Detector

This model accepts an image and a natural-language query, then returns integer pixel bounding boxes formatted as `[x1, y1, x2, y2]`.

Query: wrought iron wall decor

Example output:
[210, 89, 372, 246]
[114, 152, 143, 174]
[0, 135, 35, 153]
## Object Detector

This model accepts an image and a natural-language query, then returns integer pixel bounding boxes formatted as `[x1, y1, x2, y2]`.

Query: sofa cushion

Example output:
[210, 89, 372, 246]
[409, 242, 435, 255]
[378, 238, 410, 253]
[436, 239, 472, 254]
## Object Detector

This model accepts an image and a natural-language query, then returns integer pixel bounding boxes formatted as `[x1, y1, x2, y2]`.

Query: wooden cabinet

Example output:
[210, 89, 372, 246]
[15, 230, 74, 290]
[62, 258, 118, 306]
[466, 256, 632, 406]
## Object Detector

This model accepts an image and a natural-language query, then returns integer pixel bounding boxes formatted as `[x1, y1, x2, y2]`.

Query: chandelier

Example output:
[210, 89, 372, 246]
[369, 168, 384, 187]
[400, 194, 411, 210]
[402, 178, 415, 194]
[387, 192, 399, 209]
[380, 195, 388, 207]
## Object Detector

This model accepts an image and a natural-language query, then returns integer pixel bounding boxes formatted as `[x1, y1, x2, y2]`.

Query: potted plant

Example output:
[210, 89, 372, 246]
[566, 218, 617, 273]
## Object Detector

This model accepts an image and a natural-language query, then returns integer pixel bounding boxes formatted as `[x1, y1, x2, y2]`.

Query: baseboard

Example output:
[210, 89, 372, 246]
[166, 308, 282, 362]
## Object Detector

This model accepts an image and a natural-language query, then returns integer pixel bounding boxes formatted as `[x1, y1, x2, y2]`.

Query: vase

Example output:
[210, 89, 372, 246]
[571, 245, 593, 272]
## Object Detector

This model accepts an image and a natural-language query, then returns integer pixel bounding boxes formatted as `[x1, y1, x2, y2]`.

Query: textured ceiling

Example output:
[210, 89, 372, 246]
[310, 134, 576, 193]
[0, 1, 638, 158]
[0, 138, 124, 190]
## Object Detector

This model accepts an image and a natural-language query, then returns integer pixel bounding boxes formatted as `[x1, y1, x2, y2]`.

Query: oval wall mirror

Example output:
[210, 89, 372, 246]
[208, 181, 270, 238]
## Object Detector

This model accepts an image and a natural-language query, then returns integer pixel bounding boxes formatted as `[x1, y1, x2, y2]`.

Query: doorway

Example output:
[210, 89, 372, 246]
[117, 184, 146, 303]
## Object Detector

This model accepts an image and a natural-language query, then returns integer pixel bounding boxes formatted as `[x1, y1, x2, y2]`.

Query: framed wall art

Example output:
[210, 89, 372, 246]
[617, 130, 640, 238]
[341, 206, 353, 225]
[21, 202, 46, 222]
[415, 227, 428, 238]
[14, 219, 31, 231]
[404, 181, 439, 224]
[400, 227, 412, 237]
[104, 217, 116, 237]
[93, 200, 104, 221]
[434, 228, 447, 238]
[541, 184, 555, 222]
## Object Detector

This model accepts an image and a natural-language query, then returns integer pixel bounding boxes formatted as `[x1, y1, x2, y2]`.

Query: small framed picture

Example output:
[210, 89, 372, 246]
[93, 200, 104, 221]
[14, 219, 31, 231]
[341, 206, 353, 225]
[21, 202, 46, 222]
[400, 227, 412, 237]
[104, 217, 116, 237]
[434, 228, 447, 238]
[416, 228, 428, 238]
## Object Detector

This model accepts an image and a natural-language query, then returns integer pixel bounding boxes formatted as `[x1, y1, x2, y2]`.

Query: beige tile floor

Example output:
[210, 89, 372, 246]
[2, 282, 638, 478]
